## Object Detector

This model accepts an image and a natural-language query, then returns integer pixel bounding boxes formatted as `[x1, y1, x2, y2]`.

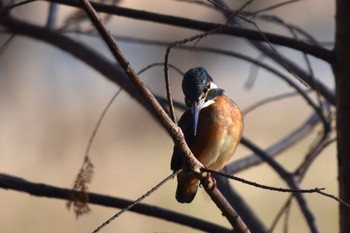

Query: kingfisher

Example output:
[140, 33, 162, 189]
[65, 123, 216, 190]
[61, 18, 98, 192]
[171, 67, 243, 203]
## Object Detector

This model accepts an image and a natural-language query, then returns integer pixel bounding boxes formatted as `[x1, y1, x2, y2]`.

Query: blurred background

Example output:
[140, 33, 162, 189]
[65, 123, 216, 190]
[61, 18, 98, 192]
[0, 0, 337, 232]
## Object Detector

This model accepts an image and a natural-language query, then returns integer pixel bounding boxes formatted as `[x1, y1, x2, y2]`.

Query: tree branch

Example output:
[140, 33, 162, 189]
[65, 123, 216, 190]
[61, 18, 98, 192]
[242, 138, 319, 233]
[33, 0, 335, 63]
[0, 173, 232, 233]
[76, 0, 249, 232]
[215, 175, 269, 233]
[227, 112, 321, 174]
[213, 0, 336, 106]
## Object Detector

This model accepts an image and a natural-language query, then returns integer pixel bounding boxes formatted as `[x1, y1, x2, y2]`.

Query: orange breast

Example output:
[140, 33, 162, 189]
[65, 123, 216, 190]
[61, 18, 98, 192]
[190, 95, 243, 171]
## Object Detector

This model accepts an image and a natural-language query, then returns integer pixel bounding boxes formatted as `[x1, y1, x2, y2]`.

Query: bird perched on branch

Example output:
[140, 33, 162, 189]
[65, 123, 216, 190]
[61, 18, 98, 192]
[171, 67, 243, 203]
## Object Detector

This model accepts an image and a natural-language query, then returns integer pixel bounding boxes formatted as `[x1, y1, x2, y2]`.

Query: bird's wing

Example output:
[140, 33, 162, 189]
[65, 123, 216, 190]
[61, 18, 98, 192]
[170, 110, 194, 171]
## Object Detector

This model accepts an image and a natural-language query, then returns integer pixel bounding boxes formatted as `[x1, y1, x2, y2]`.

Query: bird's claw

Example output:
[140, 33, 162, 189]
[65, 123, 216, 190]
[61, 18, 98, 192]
[202, 171, 216, 190]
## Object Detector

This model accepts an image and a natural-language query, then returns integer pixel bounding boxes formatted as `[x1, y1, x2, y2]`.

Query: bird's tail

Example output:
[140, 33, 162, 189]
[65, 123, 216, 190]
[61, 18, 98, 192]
[175, 172, 200, 203]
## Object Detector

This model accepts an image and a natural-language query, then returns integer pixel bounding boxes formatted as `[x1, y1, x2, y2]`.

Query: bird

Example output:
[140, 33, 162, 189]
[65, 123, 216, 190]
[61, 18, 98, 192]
[171, 67, 243, 203]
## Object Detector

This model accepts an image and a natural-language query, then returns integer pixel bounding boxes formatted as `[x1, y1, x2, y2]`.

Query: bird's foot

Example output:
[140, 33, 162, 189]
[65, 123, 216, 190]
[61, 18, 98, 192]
[201, 171, 216, 190]
[193, 165, 202, 174]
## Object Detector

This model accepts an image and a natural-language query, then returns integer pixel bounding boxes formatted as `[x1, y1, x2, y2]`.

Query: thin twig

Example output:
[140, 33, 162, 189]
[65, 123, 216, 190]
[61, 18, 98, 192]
[138, 62, 184, 76]
[238, 14, 308, 86]
[283, 200, 291, 233]
[244, 53, 265, 89]
[69, 88, 123, 217]
[317, 190, 350, 208]
[0, 33, 15, 56]
[85, 88, 123, 157]
[270, 197, 293, 232]
[227, 112, 321, 174]
[202, 168, 324, 193]
[92, 170, 182, 233]
[241, 138, 319, 233]
[0, 0, 37, 13]
[259, 12, 329, 132]
[242, 91, 310, 115]
[252, 0, 301, 15]
[268, 131, 333, 230]
[294, 133, 335, 181]
[254, 14, 321, 46]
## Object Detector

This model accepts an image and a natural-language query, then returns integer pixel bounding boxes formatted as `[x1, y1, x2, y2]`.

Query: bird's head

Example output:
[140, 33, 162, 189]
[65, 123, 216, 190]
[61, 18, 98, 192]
[182, 67, 222, 136]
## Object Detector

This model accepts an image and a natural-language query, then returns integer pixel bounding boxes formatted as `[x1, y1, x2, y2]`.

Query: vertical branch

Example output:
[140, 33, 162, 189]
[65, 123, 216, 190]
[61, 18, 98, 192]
[46, 3, 58, 28]
[163, 54, 177, 123]
[334, 1, 350, 232]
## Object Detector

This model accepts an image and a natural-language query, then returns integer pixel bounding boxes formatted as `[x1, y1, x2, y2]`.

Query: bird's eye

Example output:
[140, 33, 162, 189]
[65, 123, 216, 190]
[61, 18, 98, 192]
[185, 98, 192, 107]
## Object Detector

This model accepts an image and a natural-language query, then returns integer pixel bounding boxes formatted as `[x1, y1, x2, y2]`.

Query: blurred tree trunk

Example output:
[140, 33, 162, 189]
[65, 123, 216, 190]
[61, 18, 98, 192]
[334, 0, 350, 232]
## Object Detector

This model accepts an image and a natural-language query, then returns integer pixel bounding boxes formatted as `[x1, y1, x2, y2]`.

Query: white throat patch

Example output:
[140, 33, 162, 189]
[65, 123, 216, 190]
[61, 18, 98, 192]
[210, 82, 218, 89]
[202, 99, 215, 108]
[201, 82, 218, 108]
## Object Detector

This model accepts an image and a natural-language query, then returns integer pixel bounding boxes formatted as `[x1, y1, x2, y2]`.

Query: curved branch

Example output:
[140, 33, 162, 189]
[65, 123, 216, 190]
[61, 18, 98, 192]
[0, 12, 178, 127]
[35, 0, 335, 63]
[241, 138, 319, 233]
[0, 173, 232, 233]
[72, 33, 330, 122]
[227, 112, 321, 174]
[214, 0, 336, 106]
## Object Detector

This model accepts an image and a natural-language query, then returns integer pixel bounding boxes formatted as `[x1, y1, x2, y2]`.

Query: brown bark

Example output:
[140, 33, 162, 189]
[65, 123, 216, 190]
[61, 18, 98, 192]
[334, 0, 350, 232]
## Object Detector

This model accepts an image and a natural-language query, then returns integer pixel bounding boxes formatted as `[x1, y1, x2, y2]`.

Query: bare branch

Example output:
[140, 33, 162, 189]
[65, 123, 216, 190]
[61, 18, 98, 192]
[76, 0, 250, 231]
[203, 181, 250, 233]
[0, 173, 232, 233]
[46, 3, 58, 28]
[252, 0, 301, 15]
[0, 33, 15, 56]
[269, 197, 293, 232]
[241, 138, 320, 233]
[242, 91, 309, 115]
[317, 190, 350, 208]
[92, 170, 182, 233]
[215, 175, 269, 233]
[23, 0, 334, 63]
[203, 168, 324, 194]
[226, 113, 321, 174]
[67, 88, 123, 217]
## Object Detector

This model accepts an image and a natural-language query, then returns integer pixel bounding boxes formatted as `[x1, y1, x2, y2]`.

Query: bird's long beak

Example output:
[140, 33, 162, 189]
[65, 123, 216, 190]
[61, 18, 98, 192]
[192, 99, 204, 136]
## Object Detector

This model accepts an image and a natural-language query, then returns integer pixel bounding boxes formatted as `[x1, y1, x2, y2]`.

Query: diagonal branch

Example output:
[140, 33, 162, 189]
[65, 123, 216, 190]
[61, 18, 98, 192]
[227, 112, 321, 174]
[242, 138, 319, 233]
[77, 1, 250, 232]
